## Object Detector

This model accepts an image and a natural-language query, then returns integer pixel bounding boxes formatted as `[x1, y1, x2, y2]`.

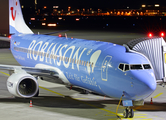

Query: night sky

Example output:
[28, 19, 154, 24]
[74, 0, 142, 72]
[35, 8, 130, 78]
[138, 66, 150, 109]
[20, 0, 166, 10]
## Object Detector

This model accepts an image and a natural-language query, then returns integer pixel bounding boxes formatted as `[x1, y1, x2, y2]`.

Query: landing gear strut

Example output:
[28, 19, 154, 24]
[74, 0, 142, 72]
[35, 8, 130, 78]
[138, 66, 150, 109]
[123, 107, 134, 118]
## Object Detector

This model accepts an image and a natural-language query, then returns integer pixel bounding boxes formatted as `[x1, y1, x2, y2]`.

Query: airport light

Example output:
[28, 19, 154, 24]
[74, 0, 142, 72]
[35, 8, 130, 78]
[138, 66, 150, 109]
[142, 5, 146, 8]
[30, 18, 35, 20]
[148, 33, 153, 37]
[76, 18, 80, 21]
[68, 6, 71, 11]
[155, 4, 160, 7]
[160, 32, 165, 37]
[35, 0, 37, 5]
[58, 17, 62, 20]
[42, 23, 46, 26]
[53, 6, 59, 8]
[47, 24, 56, 27]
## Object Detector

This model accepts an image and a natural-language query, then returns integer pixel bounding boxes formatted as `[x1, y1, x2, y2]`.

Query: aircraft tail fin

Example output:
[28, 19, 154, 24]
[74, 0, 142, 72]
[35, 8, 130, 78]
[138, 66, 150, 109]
[9, 0, 33, 35]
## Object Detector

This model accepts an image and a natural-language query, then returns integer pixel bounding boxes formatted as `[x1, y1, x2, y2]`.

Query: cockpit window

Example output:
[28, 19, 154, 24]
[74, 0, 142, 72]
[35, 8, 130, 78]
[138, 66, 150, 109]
[130, 65, 143, 70]
[143, 64, 151, 69]
[119, 63, 151, 72]
[125, 64, 129, 71]
[119, 64, 124, 71]
[119, 64, 130, 71]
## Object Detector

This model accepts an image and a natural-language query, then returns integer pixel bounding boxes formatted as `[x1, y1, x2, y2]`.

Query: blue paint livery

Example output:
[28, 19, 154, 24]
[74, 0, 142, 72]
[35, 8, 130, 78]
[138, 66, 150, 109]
[10, 33, 156, 101]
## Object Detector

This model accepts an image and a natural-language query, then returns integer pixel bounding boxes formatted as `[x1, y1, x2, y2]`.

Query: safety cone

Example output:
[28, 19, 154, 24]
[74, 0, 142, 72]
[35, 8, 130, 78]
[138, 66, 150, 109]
[29, 100, 33, 107]
[150, 97, 153, 104]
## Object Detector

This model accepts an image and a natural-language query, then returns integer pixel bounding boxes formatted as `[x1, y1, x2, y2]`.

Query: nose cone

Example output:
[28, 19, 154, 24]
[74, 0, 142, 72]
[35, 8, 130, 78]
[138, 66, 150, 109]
[145, 72, 156, 91]
[131, 70, 156, 98]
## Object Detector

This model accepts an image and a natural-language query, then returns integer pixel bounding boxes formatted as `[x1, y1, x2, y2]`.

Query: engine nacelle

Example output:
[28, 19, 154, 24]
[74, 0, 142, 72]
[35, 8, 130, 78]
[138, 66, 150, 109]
[7, 72, 39, 98]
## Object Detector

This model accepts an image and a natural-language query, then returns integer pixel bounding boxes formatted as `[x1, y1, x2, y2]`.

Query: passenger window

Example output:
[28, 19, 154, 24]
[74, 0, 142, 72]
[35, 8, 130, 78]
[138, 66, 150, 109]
[91, 63, 94, 67]
[119, 64, 124, 71]
[82, 61, 84, 65]
[86, 62, 88, 66]
[45, 53, 48, 57]
[84, 61, 86, 66]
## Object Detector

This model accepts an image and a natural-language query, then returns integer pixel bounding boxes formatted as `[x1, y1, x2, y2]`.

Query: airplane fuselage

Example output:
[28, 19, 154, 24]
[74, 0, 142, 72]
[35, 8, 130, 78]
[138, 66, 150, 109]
[10, 34, 156, 101]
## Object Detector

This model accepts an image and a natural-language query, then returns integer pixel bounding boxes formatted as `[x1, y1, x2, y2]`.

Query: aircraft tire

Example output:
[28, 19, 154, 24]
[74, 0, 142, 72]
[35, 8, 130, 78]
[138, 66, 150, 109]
[128, 109, 134, 118]
[123, 109, 128, 118]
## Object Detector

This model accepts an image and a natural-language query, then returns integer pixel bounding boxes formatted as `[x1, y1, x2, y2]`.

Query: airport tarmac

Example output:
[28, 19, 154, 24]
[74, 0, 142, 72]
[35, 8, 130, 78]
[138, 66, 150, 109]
[0, 30, 166, 120]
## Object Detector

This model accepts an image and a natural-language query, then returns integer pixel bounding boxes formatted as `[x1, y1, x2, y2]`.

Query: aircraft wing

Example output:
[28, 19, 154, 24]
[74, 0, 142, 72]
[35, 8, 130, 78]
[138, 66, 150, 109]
[0, 64, 59, 78]
[0, 37, 10, 42]
[42, 30, 68, 35]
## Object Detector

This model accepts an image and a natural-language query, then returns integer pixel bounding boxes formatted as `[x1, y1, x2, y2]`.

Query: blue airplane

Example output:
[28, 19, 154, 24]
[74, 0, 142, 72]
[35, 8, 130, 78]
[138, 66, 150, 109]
[0, 0, 156, 118]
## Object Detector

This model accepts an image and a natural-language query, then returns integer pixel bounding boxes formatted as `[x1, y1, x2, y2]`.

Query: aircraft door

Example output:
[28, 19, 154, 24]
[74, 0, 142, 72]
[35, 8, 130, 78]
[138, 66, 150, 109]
[101, 56, 112, 81]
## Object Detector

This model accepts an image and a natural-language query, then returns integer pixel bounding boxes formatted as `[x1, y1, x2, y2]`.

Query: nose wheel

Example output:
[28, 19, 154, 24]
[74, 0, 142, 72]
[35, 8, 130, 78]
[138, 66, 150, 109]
[123, 107, 134, 118]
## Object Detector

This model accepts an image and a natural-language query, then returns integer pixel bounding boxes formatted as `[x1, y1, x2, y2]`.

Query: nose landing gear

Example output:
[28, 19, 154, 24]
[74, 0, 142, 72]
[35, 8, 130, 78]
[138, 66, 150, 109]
[116, 92, 135, 118]
[123, 107, 134, 118]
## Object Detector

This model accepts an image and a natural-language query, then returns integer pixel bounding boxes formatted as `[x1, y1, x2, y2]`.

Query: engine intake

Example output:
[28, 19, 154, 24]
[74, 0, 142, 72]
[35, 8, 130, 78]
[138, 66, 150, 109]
[7, 72, 39, 98]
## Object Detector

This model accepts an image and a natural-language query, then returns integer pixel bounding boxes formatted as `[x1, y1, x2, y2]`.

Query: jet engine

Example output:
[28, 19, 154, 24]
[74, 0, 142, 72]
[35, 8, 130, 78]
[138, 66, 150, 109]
[7, 72, 39, 98]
